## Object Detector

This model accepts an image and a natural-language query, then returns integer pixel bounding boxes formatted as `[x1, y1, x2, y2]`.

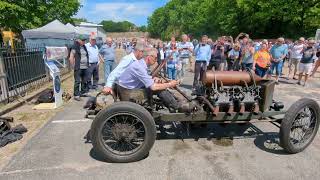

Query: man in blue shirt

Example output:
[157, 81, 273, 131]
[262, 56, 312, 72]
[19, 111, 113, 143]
[99, 37, 116, 84]
[193, 35, 211, 88]
[118, 48, 178, 91]
[267, 37, 288, 84]
[117, 48, 195, 112]
[85, 35, 103, 89]
[102, 42, 145, 95]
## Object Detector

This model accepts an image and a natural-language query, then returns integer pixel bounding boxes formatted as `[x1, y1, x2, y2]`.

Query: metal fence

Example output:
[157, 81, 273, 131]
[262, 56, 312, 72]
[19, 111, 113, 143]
[0, 43, 70, 103]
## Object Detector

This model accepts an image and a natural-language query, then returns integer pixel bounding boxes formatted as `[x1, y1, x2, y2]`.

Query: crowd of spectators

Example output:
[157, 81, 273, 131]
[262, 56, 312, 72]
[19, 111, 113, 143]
[70, 33, 320, 101]
[151, 33, 320, 89]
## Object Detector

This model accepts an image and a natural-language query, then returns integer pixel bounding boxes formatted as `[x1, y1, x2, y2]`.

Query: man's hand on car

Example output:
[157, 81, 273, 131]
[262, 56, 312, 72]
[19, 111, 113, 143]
[102, 87, 113, 95]
[153, 77, 163, 83]
[169, 80, 179, 88]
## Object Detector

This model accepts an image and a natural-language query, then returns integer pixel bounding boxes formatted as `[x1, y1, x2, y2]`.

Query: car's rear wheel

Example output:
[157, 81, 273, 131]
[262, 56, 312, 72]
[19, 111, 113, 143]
[91, 101, 156, 162]
[280, 98, 320, 153]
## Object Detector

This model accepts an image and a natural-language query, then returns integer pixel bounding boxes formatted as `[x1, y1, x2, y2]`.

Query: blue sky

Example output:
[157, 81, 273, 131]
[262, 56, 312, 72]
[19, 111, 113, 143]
[75, 0, 169, 26]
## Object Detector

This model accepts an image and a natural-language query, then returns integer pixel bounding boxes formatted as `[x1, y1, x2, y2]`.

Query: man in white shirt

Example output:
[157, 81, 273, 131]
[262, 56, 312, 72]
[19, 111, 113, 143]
[177, 34, 194, 78]
[85, 35, 102, 89]
[287, 37, 305, 80]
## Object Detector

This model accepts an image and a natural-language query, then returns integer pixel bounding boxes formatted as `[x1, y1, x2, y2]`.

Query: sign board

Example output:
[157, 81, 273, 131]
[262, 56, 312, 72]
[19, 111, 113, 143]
[46, 46, 68, 60]
[45, 60, 63, 108]
[46, 46, 68, 67]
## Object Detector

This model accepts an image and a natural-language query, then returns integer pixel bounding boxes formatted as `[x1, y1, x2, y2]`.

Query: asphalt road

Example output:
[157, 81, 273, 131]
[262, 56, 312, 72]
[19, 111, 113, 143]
[1, 70, 320, 180]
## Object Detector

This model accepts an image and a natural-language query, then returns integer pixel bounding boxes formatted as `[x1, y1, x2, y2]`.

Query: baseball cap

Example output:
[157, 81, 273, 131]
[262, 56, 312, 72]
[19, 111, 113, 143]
[76, 34, 87, 41]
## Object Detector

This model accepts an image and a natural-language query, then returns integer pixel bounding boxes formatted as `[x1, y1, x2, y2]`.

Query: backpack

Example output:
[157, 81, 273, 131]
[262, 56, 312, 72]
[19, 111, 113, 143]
[36, 89, 55, 104]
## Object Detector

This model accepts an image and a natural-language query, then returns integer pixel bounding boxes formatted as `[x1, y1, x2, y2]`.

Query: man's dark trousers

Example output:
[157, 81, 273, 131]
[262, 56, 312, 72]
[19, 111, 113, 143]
[74, 69, 88, 96]
[88, 62, 99, 89]
[193, 61, 207, 87]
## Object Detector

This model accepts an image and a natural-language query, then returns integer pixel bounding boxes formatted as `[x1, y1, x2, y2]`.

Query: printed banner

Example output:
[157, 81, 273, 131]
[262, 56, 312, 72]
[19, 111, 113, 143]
[46, 46, 68, 60]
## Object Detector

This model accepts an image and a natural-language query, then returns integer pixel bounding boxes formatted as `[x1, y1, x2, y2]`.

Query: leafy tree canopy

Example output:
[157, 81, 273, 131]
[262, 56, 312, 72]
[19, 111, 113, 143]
[100, 20, 146, 32]
[147, 0, 320, 40]
[0, 0, 81, 32]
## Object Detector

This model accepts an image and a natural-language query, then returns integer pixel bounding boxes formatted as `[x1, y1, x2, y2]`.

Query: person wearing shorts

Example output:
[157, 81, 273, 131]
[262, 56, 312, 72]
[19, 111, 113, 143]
[297, 40, 316, 86]
[287, 37, 305, 80]
[267, 37, 288, 84]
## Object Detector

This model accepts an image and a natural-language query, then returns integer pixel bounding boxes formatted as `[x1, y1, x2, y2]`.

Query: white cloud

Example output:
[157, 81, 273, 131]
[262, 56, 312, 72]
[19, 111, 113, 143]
[85, 2, 154, 24]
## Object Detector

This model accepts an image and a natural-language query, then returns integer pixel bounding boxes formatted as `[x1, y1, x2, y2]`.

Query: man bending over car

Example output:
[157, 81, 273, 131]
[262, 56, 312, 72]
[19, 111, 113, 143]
[104, 47, 194, 113]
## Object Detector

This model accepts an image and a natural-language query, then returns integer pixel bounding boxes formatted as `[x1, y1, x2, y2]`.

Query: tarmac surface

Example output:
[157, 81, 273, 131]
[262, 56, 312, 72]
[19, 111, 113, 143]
[1, 66, 320, 180]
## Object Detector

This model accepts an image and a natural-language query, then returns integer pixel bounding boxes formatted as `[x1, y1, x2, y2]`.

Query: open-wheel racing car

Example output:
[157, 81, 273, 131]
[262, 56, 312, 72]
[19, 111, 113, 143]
[88, 63, 320, 163]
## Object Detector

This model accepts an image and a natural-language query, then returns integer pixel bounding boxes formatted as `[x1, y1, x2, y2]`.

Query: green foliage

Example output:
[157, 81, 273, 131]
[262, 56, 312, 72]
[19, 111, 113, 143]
[71, 18, 88, 25]
[148, 0, 320, 39]
[0, 0, 81, 32]
[138, 25, 147, 32]
[100, 20, 146, 32]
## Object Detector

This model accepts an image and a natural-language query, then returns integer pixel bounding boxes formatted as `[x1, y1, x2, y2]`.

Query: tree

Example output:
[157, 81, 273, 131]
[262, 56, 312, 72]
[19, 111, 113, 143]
[147, 0, 320, 39]
[100, 20, 138, 32]
[0, 0, 81, 32]
[71, 18, 88, 25]
[138, 25, 147, 32]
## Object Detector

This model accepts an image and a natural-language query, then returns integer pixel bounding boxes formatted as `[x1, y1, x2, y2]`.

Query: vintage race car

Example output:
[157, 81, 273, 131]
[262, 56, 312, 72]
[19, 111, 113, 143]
[88, 65, 320, 163]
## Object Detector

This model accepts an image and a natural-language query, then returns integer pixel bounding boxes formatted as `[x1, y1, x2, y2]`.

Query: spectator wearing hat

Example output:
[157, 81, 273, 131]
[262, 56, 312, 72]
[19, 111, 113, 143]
[297, 40, 317, 86]
[69, 35, 89, 101]
[99, 37, 116, 84]
[86, 35, 102, 90]
[268, 37, 288, 84]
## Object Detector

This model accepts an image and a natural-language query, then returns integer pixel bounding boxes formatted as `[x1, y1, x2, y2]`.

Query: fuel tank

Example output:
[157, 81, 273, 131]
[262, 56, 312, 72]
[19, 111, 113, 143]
[203, 71, 263, 86]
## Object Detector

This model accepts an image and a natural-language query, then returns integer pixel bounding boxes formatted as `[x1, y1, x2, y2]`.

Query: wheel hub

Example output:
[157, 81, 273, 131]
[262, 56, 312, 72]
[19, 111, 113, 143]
[111, 123, 137, 141]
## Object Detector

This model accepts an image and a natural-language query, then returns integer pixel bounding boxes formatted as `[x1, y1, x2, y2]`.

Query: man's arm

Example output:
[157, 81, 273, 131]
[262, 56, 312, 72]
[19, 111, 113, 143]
[132, 64, 178, 91]
[69, 50, 75, 66]
[188, 42, 194, 53]
[150, 81, 178, 91]
[193, 44, 199, 56]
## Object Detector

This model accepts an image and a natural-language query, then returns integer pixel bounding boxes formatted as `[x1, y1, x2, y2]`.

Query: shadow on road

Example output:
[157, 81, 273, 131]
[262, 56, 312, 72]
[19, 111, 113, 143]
[84, 120, 290, 164]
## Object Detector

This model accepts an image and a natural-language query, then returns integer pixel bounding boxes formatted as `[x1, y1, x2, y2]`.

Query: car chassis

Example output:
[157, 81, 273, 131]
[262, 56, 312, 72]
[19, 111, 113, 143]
[89, 62, 320, 163]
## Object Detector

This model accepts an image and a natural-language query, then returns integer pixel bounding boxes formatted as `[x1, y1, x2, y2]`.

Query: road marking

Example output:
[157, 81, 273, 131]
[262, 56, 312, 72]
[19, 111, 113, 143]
[51, 119, 91, 123]
[0, 167, 62, 175]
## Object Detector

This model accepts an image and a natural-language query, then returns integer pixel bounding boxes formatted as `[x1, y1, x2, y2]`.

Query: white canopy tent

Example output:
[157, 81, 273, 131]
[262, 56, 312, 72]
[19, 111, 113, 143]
[22, 20, 76, 46]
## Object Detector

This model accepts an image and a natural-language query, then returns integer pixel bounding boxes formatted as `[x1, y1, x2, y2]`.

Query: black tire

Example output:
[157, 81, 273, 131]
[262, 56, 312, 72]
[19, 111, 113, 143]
[280, 98, 320, 153]
[91, 101, 156, 162]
